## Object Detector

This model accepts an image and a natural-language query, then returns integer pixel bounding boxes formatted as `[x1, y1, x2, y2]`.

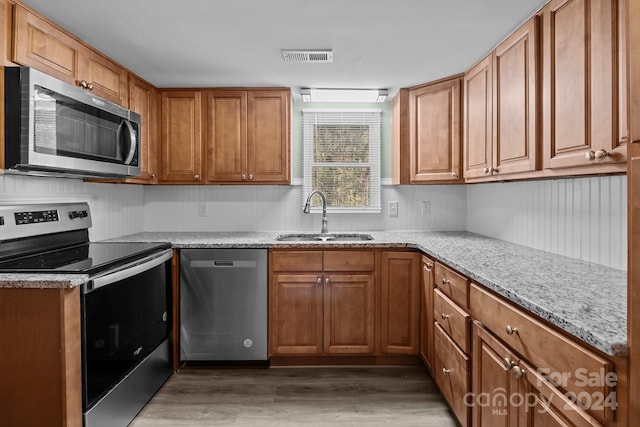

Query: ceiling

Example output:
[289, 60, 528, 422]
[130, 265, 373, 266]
[21, 0, 546, 99]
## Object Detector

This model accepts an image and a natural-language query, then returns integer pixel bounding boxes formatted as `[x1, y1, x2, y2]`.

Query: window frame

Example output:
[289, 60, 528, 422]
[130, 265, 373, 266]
[302, 108, 382, 213]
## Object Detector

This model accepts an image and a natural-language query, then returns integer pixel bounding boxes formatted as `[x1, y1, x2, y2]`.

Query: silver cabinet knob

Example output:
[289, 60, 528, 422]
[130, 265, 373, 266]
[87, 82, 94, 91]
[241, 174, 247, 180]
[451, 172, 459, 179]
[424, 263, 433, 270]
[248, 174, 253, 180]
[585, 151, 596, 161]
[441, 278, 450, 285]
[502, 357, 514, 369]
[505, 325, 518, 335]
[511, 365, 524, 379]
[325, 277, 330, 285]
[316, 277, 322, 284]
[594, 149, 609, 160]
[442, 368, 451, 375]
[194, 174, 200, 180]
[490, 166, 499, 174]
[441, 313, 450, 320]
[483, 167, 490, 174]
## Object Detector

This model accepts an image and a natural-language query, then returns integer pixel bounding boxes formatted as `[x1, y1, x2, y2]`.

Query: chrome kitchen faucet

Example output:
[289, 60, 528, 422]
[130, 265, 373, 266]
[303, 190, 328, 234]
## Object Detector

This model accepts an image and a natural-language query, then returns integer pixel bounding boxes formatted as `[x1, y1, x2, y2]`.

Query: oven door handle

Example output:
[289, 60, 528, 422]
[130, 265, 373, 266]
[88, 249, 173, 293]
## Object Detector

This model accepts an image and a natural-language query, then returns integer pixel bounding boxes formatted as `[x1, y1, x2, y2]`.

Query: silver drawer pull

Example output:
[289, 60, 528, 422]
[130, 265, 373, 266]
[505, 325, 519, 335]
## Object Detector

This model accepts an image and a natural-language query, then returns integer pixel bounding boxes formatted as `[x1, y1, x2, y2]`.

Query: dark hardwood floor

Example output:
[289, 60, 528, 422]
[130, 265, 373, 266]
[130, 365, 458, 426]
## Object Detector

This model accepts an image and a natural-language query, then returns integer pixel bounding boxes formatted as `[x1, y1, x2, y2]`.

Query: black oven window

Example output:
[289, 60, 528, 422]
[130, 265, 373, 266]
[82, 262, 169, 408]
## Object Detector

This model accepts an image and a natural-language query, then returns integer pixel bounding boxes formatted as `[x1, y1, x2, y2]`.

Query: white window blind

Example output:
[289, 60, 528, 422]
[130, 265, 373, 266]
[302, 109, 381, 213]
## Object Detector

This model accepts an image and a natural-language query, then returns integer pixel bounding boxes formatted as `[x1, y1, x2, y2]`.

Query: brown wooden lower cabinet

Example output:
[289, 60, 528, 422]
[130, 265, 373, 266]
[419, 255, 435, 369]
[473, 321, 605, 427]
[0, 287, 82, 427]
[380, 251, 420, 354]
[434, 322, 471, 427]
[269, 250, 375, 356]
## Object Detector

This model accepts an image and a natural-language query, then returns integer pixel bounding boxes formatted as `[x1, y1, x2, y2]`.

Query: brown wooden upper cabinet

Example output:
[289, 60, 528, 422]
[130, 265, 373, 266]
[12, 4, 128, 106]
[160, 91, 203, 183]
[392, 76, 462, 184]
[207, 89, 290, 184]
[127, 76, 159, 183]
[464, 16, 539, 180]
[409, 77, 462, 183]
[541, 0, 627, 172]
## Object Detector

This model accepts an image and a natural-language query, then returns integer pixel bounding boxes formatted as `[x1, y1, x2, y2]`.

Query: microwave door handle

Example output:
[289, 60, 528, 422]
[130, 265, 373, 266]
[121, 120, 137, 165]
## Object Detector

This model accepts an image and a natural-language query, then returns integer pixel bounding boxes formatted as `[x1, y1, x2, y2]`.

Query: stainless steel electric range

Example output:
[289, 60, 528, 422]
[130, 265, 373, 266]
[0, 202, 173, 427]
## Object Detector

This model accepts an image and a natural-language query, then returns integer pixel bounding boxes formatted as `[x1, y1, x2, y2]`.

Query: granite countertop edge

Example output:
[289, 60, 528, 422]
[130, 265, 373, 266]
[0, 230, 627, 357]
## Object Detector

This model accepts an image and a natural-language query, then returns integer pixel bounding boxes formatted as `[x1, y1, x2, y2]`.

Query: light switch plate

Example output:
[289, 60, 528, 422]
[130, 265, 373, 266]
[388, 201, 398, 217]
[198, 202, 207, 217]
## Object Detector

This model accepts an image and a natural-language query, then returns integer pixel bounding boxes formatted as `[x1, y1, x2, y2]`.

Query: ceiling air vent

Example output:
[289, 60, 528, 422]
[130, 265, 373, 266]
[281, 49, 333, 63]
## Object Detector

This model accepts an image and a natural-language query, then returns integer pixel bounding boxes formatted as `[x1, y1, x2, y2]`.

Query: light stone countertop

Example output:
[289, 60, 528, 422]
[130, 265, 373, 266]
[0, 230, 627, 357]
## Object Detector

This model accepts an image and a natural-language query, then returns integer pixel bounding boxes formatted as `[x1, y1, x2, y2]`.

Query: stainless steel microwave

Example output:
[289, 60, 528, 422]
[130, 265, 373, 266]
[4, 66, 141, 178]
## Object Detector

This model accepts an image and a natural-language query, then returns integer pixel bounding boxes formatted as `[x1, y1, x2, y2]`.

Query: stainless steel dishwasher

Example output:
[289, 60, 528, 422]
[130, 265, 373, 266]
[180, 249, 267, 361]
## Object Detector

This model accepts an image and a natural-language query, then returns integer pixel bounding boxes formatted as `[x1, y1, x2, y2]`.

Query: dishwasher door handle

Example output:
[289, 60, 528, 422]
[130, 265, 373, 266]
[190, 260, 258, 268]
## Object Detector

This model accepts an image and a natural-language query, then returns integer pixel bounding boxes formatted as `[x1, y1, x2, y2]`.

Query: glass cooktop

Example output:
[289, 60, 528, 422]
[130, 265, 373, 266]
[0, 241, 171, 274]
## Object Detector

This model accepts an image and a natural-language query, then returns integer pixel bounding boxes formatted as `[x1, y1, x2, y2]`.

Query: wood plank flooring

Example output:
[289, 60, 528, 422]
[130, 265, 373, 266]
[130, 365, 458, 426]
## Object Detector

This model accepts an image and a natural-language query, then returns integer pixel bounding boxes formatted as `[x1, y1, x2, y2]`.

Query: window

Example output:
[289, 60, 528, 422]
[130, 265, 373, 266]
[302, 109, 381, 212]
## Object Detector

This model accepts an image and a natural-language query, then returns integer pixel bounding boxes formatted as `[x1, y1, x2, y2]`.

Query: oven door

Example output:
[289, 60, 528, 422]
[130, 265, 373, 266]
[81, 249, 173, 417]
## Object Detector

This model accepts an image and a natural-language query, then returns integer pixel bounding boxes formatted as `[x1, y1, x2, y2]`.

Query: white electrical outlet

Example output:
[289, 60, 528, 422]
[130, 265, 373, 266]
[388, 201, 399, 217]
[421, 201, 431, 215]
[198, 202, 207, 217]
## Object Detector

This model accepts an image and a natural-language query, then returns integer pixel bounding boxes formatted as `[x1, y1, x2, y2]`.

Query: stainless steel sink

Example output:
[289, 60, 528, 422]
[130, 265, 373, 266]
[275, 233, 374, 242]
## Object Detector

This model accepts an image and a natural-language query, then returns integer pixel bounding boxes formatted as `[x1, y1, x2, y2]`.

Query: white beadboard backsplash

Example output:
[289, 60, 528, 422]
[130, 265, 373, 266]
[0, 174, 145, 242]
[0, 173, 627, 270]
[466, 175, 627, 270]
[143, 184, 468, 233]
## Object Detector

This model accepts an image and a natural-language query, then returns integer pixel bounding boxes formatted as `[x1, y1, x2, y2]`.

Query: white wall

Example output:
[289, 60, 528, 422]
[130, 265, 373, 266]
[0, 174, 145, 241]
[1, 173, 626, 270]
[466, 175, 627, 270]
[143, 184, 468, 233]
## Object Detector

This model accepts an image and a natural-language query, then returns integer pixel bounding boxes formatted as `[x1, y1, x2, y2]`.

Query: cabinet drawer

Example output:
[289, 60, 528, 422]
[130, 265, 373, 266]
[433, 288, 471, 354]
[324, 250, 375, 272]
[271, 251, 323, 272]
[470, 283, 614, 424]
[434, 322, 470, 427]
[434, 262, 469, 308]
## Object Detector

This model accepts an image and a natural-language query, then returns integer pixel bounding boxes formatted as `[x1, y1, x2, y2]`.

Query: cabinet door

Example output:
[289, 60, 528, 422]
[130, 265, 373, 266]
[409, 77, 462, 182]
[434, 322, 471, 427]
[542, 0, 626, 170]
[160, 91, 203, 183]
[127, 75, 158, 183]
[420, 256, 435, 369]
[269, 274, 323, 355]
[323, 274, 375, 354]
[380, 252, 420, 354]
[493, 17, 538, 176]
[246, 90, 290, 183]
[12, 4, 80, 84]
[206, 90, 247, 182]
[518, 359, 607, 427]
[464, 55, 493, 179]
[473, 321, 523, 427]
[0, 288, 82, 427]
[77, 48, 128, 106]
